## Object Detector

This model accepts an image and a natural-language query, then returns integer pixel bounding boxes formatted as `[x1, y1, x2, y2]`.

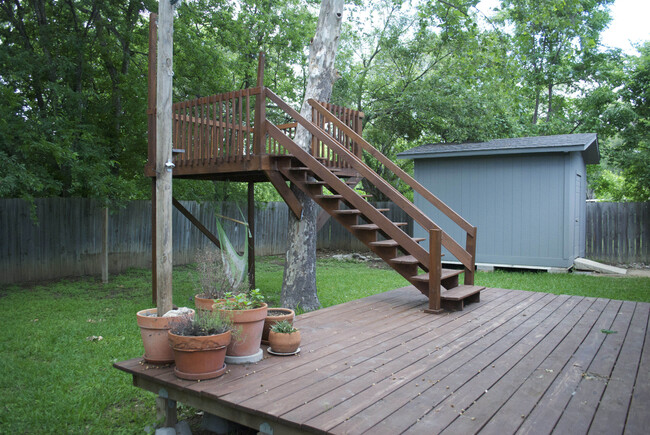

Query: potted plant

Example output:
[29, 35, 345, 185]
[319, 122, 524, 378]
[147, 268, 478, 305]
[213, 289, 267, 361]
[167, 310, 234, 380]
[268, 320, 301, 354]
[262, 308, 295, 345]
[136, 307, 194, 364]
[193, 248, 239, 311]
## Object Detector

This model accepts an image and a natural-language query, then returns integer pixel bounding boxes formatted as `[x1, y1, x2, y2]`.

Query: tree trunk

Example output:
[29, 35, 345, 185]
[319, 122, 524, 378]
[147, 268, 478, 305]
[281, 0, 344, 311]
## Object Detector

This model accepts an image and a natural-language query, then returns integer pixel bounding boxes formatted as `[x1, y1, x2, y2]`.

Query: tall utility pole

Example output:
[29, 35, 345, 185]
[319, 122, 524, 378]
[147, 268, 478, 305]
[155, 0, 175, 316]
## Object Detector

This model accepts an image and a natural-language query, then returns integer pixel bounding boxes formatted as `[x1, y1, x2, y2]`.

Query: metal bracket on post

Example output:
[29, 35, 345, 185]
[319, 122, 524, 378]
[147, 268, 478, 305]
[164, 159, 175, 172]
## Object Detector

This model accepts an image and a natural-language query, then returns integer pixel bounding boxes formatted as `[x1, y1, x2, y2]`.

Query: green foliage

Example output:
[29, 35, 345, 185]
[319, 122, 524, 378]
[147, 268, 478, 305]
[216, 288, 266, 310]
[270, 319, 298, 334]
[170, 309, 233, 336]
[607, 42, 650, 201]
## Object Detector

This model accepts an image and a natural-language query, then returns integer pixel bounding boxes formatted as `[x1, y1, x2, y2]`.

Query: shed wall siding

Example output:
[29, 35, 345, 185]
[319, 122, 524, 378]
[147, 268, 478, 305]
[414, 153, 573, 268]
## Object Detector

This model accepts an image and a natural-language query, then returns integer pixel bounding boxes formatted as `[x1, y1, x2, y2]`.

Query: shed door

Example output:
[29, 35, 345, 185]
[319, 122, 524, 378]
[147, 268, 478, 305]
[574, 173, 582, 258]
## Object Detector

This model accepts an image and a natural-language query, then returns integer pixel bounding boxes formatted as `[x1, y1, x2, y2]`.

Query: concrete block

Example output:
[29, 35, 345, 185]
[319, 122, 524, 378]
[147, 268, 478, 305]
[548, 267, 569, 274]
[574, 258, 627, 275]
[174, 420, 192, 435]
[477, 265, 495, 272]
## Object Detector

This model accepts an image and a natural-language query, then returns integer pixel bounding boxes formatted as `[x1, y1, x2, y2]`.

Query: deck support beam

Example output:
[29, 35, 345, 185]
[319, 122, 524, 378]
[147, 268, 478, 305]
[172, 198, 221, 249]
[248, 182, 255, 289]
[264, 170, 303, 219]
[154, 0, 175, 316]
[155, 395, 177, 428]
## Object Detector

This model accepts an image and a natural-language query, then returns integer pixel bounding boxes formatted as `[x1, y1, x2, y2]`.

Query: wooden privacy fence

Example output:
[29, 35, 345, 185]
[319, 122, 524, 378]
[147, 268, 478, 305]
[2, 199, 646, 284]
[0, 198, 409, 284]
[586, 201, 649, 264]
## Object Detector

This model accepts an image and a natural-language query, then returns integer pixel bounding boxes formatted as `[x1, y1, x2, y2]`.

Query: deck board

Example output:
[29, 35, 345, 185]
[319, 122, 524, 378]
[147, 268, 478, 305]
[114, 287, 650, 434]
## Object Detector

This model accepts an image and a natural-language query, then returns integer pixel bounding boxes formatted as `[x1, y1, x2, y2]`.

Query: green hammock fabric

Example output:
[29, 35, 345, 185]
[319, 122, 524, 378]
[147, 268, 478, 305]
[214, 215, 249, 289]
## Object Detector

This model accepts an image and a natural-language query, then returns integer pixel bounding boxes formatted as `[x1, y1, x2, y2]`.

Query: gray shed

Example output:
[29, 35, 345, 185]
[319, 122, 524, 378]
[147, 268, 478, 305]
[398, 133, 600, 270]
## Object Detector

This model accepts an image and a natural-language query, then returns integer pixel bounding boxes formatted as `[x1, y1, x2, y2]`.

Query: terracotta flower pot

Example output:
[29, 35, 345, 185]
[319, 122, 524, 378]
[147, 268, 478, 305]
[168, 330, 231, 380]
[137, 308, 193, 364]
[269, 330, 301, 354]
[194, 294, 216, 311]
[262, 308, 295, 345]
[217, 303, 268, 357]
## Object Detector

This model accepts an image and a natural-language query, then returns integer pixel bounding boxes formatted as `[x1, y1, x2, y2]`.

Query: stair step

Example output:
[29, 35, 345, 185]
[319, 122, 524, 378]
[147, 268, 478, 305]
[390, 255, 420, 265]
[288, 167, 311, 171]
[351, 222, 407, 231]
[441, 285, 484, 301]
[315, 194, 343, 200]
[411, 268, 460, 283]
[369, 237, 426, 248]
[306, 180, 328, 186]
[333, 209, 361, 215]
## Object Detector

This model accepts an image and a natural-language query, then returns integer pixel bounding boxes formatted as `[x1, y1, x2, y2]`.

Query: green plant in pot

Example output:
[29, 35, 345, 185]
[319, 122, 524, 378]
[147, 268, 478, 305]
[268, 320, 301, 354]
[262, 307, 295, 345]
[167, 310, 236, 380]
[213, 289, 267, 362]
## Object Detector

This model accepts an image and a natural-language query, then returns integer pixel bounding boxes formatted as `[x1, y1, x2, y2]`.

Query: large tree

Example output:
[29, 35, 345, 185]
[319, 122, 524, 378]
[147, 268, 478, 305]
[281, 0, 345, 311]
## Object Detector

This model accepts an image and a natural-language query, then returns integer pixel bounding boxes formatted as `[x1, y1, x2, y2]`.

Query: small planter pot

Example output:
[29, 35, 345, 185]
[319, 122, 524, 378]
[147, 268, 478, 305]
[217, 303, 268, 357]
[262, 308, 295, 345]
[168, 330, 231, 380]
[268, 330, 301, 354]
[136, 308, 193, 364]
[194, 294, 216, 312]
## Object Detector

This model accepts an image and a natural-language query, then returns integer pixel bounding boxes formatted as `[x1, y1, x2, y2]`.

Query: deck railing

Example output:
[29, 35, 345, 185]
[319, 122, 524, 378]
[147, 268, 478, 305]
[155, 88, 365, 170]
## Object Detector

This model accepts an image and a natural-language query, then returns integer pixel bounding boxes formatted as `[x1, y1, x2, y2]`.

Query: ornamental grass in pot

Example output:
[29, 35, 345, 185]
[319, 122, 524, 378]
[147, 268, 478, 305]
[213, 289, 267, 358]
[168, 310, 235, 381]
[268, 320, 301, 354]
[193, 248, 241, 312]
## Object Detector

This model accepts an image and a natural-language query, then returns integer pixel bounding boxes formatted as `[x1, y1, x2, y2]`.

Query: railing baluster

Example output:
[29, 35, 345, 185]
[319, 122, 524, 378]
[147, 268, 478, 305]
[238, 91, 243, 161]
[246, 89, 251, 159]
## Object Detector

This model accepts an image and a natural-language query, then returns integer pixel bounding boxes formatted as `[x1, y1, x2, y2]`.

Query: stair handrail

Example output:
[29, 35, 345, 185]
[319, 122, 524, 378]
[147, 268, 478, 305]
[265, 89, 473, 270]
[309, 99, 477, 279]
[309, 99, 474, 235]
[266, 121, 431, 267]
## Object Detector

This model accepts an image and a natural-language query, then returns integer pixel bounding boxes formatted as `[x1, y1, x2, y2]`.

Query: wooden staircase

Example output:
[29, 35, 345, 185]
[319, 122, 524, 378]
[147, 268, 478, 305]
[264, 90, 484, 312]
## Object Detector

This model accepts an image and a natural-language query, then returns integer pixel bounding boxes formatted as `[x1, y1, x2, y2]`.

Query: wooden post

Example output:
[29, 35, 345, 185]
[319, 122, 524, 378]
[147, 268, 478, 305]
[425, 228, 443, 314]
[248, 182, 256, 289]
[155, 0, 174, 316]
[253, 52, 266, 156]
[101, 207, 109, 283]
[464, 226, 477, 285]
[156, 396, 177, 428]
[148, 14, 158, 305]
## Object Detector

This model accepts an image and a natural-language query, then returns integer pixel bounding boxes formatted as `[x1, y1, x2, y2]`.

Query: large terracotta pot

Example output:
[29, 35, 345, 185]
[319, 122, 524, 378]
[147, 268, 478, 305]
[269, 330, 301, 354]
[168, 330, 231, 380]
[262, 308, 295, 345]
[194, 294, 215, 311]
[137, 308, 193, 364]
[218, 303, 268, 357]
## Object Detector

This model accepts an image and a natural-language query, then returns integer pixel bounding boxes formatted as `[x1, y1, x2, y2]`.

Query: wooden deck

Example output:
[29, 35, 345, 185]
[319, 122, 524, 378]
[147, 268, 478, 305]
[115, 287, 650, 434]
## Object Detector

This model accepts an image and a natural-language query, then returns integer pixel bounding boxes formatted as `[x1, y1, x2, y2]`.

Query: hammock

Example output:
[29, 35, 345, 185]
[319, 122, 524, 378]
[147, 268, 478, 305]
[214, 211, 250, 290]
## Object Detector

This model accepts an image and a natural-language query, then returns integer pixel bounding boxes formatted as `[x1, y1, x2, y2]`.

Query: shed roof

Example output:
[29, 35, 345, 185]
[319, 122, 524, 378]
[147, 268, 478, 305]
[397, 133, 599, 164]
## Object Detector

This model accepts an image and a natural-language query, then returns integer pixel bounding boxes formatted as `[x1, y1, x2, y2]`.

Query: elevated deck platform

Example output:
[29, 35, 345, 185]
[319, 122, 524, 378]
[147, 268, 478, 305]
[115, 287, 650, 434]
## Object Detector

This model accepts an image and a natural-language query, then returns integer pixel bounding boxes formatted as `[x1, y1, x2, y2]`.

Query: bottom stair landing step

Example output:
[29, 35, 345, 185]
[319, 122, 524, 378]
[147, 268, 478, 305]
[441, 285, 484, 301]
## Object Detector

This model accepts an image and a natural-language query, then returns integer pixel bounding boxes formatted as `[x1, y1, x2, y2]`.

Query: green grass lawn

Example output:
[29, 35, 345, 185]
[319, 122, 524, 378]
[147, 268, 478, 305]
[0, 256, 647, 433]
